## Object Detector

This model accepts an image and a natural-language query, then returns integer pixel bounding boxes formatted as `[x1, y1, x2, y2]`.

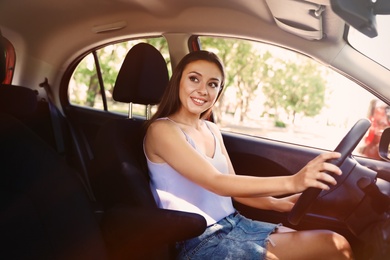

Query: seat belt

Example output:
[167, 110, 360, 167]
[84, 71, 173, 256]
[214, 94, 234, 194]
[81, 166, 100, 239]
[39, 78, 65, 155]
[39, 78, 97, 203]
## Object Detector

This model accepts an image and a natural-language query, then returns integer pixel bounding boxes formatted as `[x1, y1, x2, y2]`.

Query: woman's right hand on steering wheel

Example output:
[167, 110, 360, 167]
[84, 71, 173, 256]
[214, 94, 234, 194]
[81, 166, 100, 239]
[292, 152, 342, 193]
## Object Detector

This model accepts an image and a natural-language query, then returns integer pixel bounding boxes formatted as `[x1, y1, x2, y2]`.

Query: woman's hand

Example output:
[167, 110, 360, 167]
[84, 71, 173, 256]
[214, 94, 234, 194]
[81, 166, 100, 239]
[292, 152, 342, 193]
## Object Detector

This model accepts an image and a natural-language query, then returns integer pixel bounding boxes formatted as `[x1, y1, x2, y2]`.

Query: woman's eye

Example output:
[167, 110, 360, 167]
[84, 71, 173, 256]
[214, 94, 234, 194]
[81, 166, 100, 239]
[209, 82, 219, 88]
[189, 76, 199, 82]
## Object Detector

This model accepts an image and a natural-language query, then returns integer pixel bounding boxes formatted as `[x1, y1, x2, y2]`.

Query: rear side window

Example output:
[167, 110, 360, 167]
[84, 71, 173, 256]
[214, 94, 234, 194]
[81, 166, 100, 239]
[198, 36, 383, 160]
[68, 37, 170, 117]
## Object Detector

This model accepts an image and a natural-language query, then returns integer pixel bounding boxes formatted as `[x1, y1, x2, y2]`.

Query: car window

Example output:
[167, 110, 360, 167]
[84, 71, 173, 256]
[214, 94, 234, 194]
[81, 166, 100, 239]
[68, 37, 170, 117]
[198, 36, 385, 160]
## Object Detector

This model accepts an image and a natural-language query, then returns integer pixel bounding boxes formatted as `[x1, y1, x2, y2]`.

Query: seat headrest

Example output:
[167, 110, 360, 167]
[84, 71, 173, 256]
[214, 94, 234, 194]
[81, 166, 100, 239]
[0, 85, 38, 118]
[113, 43, 169, 105]
[0, 32, 6, 83]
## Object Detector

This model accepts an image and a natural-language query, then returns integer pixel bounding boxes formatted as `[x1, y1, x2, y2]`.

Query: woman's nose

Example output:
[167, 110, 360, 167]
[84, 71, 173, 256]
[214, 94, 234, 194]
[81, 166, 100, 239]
[197, 82, 207, 94]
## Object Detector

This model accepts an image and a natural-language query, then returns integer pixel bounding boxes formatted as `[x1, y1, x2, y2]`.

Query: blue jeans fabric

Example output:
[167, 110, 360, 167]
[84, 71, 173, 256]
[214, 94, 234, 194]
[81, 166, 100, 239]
[176, 212, 280, 260]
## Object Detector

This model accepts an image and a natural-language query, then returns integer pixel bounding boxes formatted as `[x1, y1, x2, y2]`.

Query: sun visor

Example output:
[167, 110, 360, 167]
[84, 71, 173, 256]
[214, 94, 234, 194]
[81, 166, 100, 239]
[266, 0, 325, 40]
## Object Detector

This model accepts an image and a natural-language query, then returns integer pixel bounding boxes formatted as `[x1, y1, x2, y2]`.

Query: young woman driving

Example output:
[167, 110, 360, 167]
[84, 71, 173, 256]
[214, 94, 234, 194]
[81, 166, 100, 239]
[144, 51, 353, 259]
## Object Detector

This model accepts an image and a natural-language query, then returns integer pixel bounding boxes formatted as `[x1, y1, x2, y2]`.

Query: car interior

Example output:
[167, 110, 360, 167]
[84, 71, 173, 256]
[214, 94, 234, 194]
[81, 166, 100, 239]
[0, 34, 206, 260]
[1, 0, 390, 259]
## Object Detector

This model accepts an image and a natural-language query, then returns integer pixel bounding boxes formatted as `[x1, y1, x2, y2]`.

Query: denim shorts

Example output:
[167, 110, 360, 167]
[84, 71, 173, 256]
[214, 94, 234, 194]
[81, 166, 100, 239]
[176, 212, 281, 260]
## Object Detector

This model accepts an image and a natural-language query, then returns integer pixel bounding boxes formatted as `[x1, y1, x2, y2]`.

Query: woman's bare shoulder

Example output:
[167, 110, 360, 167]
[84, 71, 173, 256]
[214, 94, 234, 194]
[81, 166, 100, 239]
[148, 118, 173, 131]
[145, 118, 189, 162]
[147, 119, 182, 138]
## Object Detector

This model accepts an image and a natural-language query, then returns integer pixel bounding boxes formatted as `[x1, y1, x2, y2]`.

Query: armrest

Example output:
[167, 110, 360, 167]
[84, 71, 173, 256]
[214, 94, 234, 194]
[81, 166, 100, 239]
[101, 205, 206, 259]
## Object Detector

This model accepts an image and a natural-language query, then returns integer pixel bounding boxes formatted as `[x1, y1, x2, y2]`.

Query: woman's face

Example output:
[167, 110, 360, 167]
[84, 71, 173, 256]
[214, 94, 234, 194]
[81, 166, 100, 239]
[178, 60, 222, 116]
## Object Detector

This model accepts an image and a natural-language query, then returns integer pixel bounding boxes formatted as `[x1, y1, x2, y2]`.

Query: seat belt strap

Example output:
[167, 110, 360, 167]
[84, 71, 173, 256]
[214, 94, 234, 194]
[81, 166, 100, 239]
[39, 77, 97, 202]
[39, 78, 65, 155]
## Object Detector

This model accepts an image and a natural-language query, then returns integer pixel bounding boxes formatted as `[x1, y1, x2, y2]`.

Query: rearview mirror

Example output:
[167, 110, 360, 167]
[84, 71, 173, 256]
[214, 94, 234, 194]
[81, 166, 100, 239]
[331, 0, 390, 38]
[379, 128, 390, 161]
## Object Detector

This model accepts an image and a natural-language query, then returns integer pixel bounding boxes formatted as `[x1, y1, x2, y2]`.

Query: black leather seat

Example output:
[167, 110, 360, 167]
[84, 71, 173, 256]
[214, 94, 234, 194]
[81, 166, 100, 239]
[93, 43, 206, 259]
[93, 42, 169, 209]
[0, 113, 109, 260]
[0, 29, 108, 260]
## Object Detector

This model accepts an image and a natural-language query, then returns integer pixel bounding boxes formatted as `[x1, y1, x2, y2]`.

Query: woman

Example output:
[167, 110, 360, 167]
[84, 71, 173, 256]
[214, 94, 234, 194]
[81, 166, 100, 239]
[144, 51, 353, 259]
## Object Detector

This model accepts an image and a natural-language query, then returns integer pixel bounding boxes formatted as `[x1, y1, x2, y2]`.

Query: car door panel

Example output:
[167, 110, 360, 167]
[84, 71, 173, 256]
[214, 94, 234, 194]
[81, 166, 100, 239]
[65, 106, 124, 144]
[223, 132, 318, 178]
[64, 106, 127, 171]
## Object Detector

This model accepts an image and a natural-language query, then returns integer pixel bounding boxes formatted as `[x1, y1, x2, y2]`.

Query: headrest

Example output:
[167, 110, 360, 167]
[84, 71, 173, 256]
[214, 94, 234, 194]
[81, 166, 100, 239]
[113, 43, 169, 105]
[0, 32, 6, 83]
[0, 85, 38, 118]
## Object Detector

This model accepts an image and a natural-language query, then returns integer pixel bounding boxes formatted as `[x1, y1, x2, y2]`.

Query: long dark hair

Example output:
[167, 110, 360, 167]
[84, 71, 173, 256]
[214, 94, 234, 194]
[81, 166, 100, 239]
[145, 50, 225, 129]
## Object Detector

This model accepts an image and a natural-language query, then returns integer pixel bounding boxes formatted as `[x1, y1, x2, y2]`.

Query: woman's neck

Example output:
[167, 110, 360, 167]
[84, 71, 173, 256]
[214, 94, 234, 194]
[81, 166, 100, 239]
[169, 112, 201, 129]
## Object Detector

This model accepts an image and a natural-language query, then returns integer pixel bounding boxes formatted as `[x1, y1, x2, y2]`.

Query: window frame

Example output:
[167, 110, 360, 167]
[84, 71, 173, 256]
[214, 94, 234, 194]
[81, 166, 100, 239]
[192, 35, 385, 160]
[63, 36, 170, 118]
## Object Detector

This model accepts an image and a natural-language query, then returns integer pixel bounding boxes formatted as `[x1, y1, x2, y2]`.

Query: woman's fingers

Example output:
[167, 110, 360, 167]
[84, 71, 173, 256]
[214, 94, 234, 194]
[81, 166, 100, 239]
[319, 171, 337, 185]
[306, 178, 329, 190]
[295, 152, 343, 192]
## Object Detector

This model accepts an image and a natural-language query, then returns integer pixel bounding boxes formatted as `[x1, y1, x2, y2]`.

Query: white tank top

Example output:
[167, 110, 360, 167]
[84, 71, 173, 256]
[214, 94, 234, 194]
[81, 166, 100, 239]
[145, 117, 235, 226]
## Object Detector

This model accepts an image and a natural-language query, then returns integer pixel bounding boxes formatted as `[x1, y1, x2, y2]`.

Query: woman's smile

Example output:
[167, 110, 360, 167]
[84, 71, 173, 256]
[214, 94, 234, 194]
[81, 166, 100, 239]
[191, 97, 207, 106]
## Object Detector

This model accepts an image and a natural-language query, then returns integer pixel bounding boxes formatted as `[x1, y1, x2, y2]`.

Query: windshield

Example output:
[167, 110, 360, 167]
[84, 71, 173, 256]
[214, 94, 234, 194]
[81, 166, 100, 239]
[348, 15, 390, 70]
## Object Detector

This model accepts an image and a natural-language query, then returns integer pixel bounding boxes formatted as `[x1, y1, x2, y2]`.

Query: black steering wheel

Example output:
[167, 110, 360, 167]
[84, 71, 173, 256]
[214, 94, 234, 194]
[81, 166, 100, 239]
[288, 118, 372, 225]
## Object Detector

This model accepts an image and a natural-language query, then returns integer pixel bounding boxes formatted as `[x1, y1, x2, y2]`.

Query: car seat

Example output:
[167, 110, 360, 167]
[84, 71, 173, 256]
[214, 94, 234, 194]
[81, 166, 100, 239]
[0, 33, 67, 154]
[92, 42, 168, 209]
[0, 28, 109, 260]
[0, 113, 109, 260]
[92, 43, 206, 259]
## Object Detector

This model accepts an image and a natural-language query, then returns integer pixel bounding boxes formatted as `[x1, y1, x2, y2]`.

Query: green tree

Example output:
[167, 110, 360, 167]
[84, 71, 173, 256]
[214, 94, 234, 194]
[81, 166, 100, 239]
[73, 42, 129, 107]
[97, 42, 129, 107]
[200, 38, 264, 122]
[72, 54, 98, 107]
[261, 57, 326, 125]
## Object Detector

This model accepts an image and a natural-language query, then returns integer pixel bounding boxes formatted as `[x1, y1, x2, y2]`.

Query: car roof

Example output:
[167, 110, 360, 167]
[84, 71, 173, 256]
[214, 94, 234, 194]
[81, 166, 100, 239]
[0, 0, 344, 58]
[0, 0, 389, 102]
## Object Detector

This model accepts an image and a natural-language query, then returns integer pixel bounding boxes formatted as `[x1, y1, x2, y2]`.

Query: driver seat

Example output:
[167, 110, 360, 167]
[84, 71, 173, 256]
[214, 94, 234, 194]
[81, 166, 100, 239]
[92, 43, 206, 259]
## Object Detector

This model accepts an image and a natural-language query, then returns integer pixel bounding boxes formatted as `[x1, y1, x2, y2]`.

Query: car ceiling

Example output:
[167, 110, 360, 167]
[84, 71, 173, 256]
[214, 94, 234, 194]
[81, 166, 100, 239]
[1, 0, 389, 103]
[0, 0, 344, 59]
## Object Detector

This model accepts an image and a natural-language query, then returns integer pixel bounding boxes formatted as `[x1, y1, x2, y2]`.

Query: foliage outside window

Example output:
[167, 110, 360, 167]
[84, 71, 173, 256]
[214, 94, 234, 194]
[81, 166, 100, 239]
[69, 37, 170, 117]
[199, 37, 382, 159]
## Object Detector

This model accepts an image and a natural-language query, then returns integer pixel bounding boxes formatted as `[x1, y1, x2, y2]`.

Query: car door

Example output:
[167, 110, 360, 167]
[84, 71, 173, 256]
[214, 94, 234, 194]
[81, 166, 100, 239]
[195, 35, 390, 246]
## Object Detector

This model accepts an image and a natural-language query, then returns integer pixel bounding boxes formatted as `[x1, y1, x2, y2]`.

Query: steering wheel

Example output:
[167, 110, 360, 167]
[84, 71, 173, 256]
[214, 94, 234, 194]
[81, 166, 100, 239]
[288, 118, 371, 225]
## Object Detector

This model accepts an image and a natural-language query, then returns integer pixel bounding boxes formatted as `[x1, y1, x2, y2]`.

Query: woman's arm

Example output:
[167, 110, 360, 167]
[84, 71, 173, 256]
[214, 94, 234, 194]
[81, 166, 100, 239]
[210, 122, 341, 201]
[144, 120, 341, 198]
[233, 194, 300, 212]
